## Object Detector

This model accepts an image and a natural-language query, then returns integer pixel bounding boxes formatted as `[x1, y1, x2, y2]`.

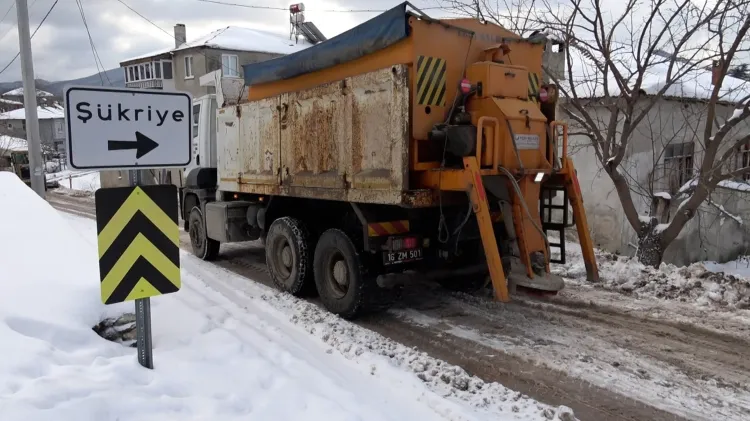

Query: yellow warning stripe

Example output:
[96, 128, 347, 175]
[528, 72, 540, 104]
[416, 56, 447, 107]
[367, 220, 410, 237]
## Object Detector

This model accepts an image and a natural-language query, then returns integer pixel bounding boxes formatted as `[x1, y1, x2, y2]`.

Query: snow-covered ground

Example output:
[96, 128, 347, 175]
[0, 172, 573, 421]
[551, 233, 750, 311]
[48, 170, 100, 193]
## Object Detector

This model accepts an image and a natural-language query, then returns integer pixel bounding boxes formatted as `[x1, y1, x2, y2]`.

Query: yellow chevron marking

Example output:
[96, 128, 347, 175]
[125, 278, 162, 302]
[100, 234, 180, 303]
[97, 186, 178, 258]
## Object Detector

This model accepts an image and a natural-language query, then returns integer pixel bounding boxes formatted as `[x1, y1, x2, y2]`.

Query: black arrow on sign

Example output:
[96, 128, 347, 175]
[108, 131, 159, 159]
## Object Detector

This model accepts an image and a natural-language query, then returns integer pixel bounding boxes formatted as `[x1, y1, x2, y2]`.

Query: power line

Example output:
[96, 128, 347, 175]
[76, 0, 112, 85]
[0, 0, 57, 77]
[114, 0, 246, 76]
[194, 0, 445, 13]
[0, 1, 14, 26]
[0, 0, 38, 43]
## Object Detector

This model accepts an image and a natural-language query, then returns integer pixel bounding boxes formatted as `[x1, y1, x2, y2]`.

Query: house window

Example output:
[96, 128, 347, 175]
[731, 141, 750, 181]
[154, 61, 162, 79]
[162, 60, 173, 79]
[123, 68, 129, 82]
[664, 142, 694, 192]
[145, 63, 152, 79]
[54, 119, 64, 138]
[184, 56, 193, 78]
[221, 54, 239, 77]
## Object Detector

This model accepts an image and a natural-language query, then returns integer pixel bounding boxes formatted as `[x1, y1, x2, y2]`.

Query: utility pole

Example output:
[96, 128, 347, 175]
[15, 0, 45, 198]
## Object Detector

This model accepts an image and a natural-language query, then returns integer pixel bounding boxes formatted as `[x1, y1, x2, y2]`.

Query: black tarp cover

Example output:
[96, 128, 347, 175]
[242, 2, 412, 86]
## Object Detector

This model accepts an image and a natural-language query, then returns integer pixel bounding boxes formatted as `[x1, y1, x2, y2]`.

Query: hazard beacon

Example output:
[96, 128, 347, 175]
[180, 2, 600, 319]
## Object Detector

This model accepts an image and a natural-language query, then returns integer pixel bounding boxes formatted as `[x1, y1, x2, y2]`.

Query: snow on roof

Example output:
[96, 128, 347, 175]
[560, 48, 750, 103]
[1, 87, 54, 97]
[0, 104, 64, 120]
[173, 26, 311, 55]
[122, 25, 311, 63]
[0, 135, 27, 153]
[121, 45, 173, 63]
[0, 98, 22, 105]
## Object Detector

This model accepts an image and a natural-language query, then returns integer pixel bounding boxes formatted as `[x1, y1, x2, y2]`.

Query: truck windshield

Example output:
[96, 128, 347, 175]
[11, 152, 29, 165]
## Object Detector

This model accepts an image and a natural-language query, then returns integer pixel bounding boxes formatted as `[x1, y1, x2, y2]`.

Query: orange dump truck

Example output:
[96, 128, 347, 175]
[180, 3, 599, 319]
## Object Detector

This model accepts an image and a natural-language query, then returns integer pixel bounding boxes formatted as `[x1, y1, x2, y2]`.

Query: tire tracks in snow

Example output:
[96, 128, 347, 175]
[49, 193, 735, 421]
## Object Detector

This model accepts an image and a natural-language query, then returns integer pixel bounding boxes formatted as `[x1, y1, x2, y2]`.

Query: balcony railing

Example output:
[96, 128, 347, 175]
[125, 79, 163, 89]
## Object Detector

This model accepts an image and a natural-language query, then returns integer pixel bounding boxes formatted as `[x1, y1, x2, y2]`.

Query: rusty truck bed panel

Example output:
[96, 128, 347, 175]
[219, 65, 412, 205]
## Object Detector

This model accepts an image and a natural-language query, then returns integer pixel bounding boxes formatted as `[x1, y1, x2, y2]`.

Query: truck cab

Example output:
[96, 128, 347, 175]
[179, 93, 218, 230]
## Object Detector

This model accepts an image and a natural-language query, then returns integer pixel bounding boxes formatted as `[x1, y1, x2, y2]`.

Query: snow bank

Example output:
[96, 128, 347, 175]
[1, 172, 567, 421]
[50, 170, 100, 193]
[0, 172, 124, 396]
[552, 238, 750, 310]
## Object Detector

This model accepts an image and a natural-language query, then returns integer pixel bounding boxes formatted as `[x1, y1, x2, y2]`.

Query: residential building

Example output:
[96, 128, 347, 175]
[119, 23, 314, 98]
[564, 65, 750, 265]
[0, 98, 23, 113]
[0, 135, 27, 171]
[1, 87, 56, 106]
[106, 21, 320, 190]
[0, 104, 66, 155]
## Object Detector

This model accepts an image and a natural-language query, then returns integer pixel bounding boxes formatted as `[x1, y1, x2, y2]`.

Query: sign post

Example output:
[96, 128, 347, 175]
[64, 86, 192, 369]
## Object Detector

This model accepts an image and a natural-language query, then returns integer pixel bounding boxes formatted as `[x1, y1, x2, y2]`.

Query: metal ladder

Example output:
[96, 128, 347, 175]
[539, 184, 573, 264]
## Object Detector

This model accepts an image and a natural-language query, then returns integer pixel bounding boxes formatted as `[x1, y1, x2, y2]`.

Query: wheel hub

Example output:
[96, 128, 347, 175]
[190, 221, 202, 248]
[281, 245, 293, 267]
[332, 260, 348, 286]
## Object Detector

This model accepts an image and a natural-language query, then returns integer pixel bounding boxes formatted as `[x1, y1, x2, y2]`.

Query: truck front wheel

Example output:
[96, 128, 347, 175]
[313, 229, 398, 319]
[189, 207, 220, 261]
[265, 217, 314, 296]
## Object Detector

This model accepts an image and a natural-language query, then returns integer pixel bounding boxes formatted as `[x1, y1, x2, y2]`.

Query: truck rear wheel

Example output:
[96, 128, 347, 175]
[189, 207, 220, 261]
[265, 217, 314, 296]
[313, 228, 398, 319]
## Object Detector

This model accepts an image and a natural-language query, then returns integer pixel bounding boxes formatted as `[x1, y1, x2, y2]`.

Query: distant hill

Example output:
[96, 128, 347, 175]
[0, 68, 125, 98]
[45, 69, 125, 96]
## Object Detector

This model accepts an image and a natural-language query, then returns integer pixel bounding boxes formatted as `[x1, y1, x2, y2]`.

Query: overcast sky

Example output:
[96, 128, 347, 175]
[0, 0, 454, 83]
[0, 0, 744, 84]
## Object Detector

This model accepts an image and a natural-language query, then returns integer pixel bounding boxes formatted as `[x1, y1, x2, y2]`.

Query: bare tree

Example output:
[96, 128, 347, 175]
[458, 0, 750, 266]
[443, 0, 542, 34]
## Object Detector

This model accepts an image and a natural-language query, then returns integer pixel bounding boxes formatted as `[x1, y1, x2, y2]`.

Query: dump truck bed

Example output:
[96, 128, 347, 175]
[216, 65, 431, 205]
[218, 2, 547, 208]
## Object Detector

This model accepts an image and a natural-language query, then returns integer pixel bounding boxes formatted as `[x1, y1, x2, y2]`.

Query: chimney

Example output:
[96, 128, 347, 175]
[712, 59, 723, 85]
[174, 24, 186, 48]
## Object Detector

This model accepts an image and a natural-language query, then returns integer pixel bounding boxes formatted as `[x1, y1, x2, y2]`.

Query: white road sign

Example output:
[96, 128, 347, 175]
[64, 86, 193, 170]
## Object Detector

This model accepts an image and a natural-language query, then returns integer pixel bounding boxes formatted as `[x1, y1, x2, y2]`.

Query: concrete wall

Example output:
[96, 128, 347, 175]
[172, 47, 282, 98]
[564, 98, 750, 264]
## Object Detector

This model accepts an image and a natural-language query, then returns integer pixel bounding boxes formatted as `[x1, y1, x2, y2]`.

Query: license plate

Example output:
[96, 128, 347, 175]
[383, 248, 423, 265]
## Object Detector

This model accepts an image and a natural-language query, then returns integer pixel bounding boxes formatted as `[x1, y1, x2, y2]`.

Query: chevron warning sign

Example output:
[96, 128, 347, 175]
[95, 185, 180, 305]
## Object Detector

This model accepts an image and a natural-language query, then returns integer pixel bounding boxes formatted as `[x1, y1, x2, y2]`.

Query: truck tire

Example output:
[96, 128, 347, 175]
[188, 207, 220, 261]
[265, 217, 314, 296]
[313, 228, 398, 319]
